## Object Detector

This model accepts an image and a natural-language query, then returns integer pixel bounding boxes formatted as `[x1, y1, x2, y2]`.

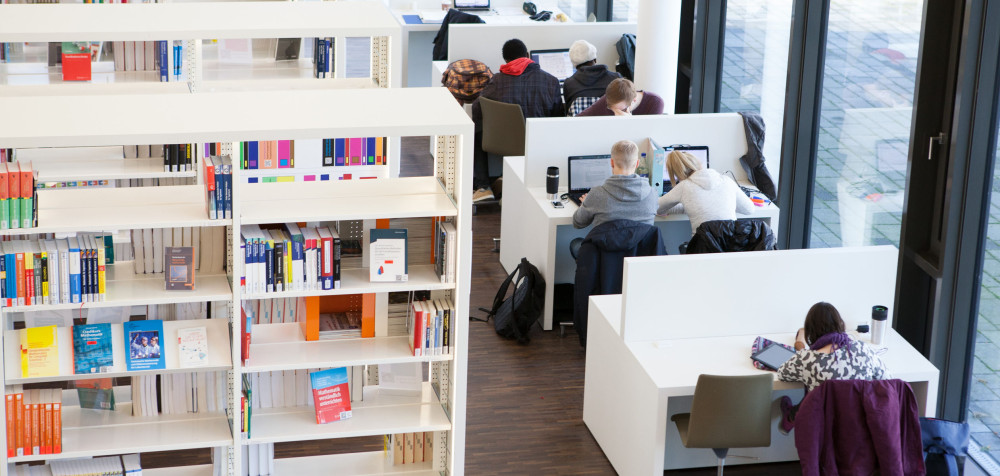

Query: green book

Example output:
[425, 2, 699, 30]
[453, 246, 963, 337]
[10, 196, 21, 230]
[0, 198, 8, 230]
[21, 196, 32, 229]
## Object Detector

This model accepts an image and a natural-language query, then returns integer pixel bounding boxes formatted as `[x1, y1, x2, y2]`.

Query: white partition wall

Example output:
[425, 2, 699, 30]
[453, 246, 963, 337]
[520, 113, 771, 189]
[619, 246, 899, 343]
[447, 22, 636, 72]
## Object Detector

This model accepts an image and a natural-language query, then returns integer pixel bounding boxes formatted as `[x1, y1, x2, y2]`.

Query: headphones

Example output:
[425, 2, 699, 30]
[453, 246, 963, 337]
[522, 2, 552, 21]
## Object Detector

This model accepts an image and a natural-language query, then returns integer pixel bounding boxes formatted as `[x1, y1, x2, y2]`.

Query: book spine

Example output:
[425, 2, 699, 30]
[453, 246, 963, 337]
[249, 142, 258, 169]
[214, 160, 224, 219]
[15, 251, 24, 306]
[14, 392, 22, 456]
[158, 40, 168, 82]
[51, 400, 60, 454]
[81, 245, 91, 303]
[443, 305, 450, 354]
[264, 242, 273, 293]
[41, 400, 50, 454]
[60, 248, 70, 304]
[40, 253, 48, 305]
[96, 239, 106, 301]
[30, 401, 39, 455]
[0, 256, 5, 307]
[223, 162, 232, 219]
[333, 235, 341, 289]
[22, 399, 32, 456]
[6, 393, 14, 457]
[205, 158, 216, 220]
[274, 243, 284, 293]
[24, 252, 33, 306]
[69, 246, 81, 303]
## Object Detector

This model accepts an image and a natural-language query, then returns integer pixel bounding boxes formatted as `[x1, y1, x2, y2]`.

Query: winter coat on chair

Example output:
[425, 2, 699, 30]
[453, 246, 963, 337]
[573, 220, 665, 347]
[685, 219, 776, 254]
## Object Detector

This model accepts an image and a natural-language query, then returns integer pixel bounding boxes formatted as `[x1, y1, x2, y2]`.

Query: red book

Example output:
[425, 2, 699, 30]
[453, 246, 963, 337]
[15, 251, 25, 307]
[241, 306, 251, 366]
[204, 156, 216, 220]
[6, 393, 14, 457]
[309, 368, 352, 424]
[410, 301, 424, 357]
[52, 399, 61, 454]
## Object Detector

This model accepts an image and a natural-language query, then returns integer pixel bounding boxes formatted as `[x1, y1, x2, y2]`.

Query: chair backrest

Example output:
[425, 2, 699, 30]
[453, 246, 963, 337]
[480, 97, 526, 157]
[686, 374, 773, 449]
[568, 96, 601, 117]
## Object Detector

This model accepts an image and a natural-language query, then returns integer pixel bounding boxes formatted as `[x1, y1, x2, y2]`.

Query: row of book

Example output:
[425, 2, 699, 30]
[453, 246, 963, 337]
[240, 223, 342, 296]
[4, 387, 62, 457]
[1, 235, 110, 308]
[240, 443, 275, 476]
[20, 320, 210, 378]
[384, 432, 437, 466]
[408, 298, 454, 357]
[131, 370, 229, 417]
[129, 226, 227, 275]
[313, 37, 334, 79]
[244, 297, 306, 326]
[321, 137, 388, 167]
[204, 155, 234, 220]
[0, 161, 37, 230]
[161, 143, 195, 173]
[111, 41, 182, 82]
[435, 219, 457, 284]
[12, 454, 141, 476]
[231, 141, 294, 170]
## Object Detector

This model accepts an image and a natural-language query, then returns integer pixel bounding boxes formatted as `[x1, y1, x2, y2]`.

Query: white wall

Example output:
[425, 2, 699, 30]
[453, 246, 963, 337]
[447, 22, 636, 73]
[619, 246, 899, 343]
[522, 113, 770, 189]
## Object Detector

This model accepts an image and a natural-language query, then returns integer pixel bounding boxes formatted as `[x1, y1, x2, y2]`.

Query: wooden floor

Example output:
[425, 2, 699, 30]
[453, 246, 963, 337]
[136, 137, 801, 474]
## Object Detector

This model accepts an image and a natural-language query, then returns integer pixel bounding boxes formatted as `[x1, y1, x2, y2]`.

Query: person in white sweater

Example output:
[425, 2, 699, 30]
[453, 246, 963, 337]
[656, 150, 755, 235]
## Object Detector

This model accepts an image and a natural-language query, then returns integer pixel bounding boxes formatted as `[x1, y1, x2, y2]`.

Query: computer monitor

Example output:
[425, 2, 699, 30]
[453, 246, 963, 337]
[530, 49, 574, 82]
[454, 0, 489, 9]
[568, 155, 613, 193]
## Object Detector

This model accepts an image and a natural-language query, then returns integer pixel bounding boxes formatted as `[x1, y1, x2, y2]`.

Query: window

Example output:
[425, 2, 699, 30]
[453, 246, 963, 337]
[808, 1, 922, 248]
[719, 0, 793, 164]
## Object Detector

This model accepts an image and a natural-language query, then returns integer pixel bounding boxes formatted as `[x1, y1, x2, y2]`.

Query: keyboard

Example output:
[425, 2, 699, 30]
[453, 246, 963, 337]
[567, 191, 585, 206]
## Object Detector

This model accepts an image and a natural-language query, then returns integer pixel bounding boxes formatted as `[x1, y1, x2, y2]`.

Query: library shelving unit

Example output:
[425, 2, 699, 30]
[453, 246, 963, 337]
[0, 86, 473, 475]
[0, 0, 402, 92]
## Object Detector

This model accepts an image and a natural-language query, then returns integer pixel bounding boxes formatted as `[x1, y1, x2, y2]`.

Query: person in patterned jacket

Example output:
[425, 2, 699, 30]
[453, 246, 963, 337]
[776, 301, 890, 434]
[470, 39, 564, 202]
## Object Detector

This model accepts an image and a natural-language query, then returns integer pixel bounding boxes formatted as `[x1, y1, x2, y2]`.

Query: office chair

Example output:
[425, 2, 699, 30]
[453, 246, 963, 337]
[476, 97, 526, 246]
[671, 374, 773, 476]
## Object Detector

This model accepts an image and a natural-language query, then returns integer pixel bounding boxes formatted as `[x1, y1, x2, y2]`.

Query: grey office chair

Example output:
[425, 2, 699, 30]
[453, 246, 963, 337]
[480, 97, 526, 157]
[671, 374, 773, 476]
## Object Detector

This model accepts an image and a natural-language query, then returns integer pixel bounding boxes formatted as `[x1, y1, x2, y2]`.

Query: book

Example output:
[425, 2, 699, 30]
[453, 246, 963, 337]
[165, 246, 195, 291]
[177, 326, 209, 368]
[20, 326, 59, 378]
[123, 320, 166, 371]
[309, 368, 352, 424]
[369, 229, 407, 282]
[75, 378, 115, 411]
[72, 323, 113, 374]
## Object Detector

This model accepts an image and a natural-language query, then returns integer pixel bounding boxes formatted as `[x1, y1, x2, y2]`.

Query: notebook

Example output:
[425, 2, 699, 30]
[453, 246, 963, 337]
[567, 155, 613, 206]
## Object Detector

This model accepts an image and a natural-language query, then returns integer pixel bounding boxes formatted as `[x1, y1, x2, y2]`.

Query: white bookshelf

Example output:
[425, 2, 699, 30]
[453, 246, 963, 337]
[0, 2, 402, 87]
[0, 86, 473, 476]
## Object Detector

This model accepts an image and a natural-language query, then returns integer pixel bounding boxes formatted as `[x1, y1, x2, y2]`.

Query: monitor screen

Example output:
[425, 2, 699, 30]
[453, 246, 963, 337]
[530, 49, 574, 82]
[454, 0, 489, 8]
[569, 155, 613, 191]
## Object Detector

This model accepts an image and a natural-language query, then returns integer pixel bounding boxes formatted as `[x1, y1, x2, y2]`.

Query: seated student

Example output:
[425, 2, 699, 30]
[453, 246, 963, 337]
[657, 150, 755, 235]
[572, 140, 658, 229]
[563, 40, 621, 116]
[577, 78, 665, 116]
[776, 302, 891, 434]
[471, 38, 564, 202]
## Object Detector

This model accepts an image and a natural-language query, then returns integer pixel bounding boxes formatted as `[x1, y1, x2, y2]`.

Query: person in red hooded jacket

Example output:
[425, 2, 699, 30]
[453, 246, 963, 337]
[470, 39, 564, 202]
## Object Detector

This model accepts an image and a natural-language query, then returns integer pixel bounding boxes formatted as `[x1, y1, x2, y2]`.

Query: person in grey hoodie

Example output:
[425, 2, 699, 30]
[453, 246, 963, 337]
[573, 140, 658, 229]
[657, 150, 756, 235]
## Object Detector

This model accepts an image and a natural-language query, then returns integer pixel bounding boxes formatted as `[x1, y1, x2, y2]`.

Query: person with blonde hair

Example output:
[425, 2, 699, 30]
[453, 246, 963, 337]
[577, 78, 665, 116]
[657, 150, 755, 235]
[572, 140, 658, 229]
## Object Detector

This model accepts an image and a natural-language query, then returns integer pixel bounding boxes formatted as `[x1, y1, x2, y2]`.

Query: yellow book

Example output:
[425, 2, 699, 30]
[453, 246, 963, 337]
[95, 237, 106, 301]
[20, 326, 59, 378]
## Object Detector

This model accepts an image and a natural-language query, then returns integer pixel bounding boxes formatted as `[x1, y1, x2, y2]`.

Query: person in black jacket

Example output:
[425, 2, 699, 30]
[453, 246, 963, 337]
[471, 39, 564, 201]
[563, 40, 621, 116]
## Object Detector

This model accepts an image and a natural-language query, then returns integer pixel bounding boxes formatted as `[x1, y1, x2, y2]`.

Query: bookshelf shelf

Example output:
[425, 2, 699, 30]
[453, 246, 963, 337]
[0, 88, 470, 149]
[246, 384, 450, 444]
[145, 465, 214, 476]
[5, 265, 232, 313]
[243, 265, 454, 300]
[4, 318, 232, 385]
[34, 158, 197, 182]
[240, 177, 457, 225]
[8, 405, 231, 463]
[245, 323, 452, 373]
[0, 2, 400, 42]
[272, 451, 436, 475]
[0, 185, 229, 236]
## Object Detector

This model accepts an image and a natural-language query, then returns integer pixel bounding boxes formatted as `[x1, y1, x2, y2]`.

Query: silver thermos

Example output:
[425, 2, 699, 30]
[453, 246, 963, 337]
[871, 305, 888, 345]
[546, 166, 560, 201]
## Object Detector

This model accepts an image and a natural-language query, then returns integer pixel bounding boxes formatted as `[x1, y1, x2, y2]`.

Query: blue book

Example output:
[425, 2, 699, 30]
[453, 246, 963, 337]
[173, 43, 181, 77]
[73, 323, 113, 374]
[222, 157, 233, 219]
[67, 237, 82, 304]
[158, 40, 168, 82]
[334, 139, 345, 166]
[123, 320, 166, 371]
[248, 141, 258, 169]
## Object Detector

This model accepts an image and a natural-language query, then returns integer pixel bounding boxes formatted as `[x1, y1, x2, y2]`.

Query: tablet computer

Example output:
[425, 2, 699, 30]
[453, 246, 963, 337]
[751, 342, 797, 371]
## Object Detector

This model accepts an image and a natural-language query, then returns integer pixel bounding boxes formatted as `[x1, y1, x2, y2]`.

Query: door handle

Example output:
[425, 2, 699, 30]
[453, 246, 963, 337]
[928, 133, 947, 161]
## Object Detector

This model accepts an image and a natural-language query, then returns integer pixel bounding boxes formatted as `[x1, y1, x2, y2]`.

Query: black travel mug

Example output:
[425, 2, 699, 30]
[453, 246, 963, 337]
[546, 166, 559, 201]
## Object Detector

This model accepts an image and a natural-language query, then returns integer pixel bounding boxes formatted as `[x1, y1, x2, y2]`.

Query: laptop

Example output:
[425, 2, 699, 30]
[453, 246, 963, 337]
[567, 154, 613, 206]
[660, 145, 709, 194]
[530, 49, 574, 84]
[454, 0, 491, 12]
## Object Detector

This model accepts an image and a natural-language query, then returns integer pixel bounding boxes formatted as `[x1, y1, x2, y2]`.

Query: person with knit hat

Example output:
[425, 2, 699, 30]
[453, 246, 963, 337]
[470, 38, 564, 202]
[563, 40, 621, 116]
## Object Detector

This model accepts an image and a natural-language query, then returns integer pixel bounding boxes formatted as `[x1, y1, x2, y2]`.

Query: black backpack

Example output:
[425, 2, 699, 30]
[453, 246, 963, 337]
[615, 34, 636, 81]
[485, 258, 545, 344]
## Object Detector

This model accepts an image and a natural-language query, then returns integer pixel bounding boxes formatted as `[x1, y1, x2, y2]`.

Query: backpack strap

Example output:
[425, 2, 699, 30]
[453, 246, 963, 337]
[486, 262, 520, 319]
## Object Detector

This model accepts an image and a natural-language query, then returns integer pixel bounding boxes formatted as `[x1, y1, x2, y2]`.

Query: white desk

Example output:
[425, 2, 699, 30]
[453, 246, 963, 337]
[500, 155, 781, 330]
[583, 294, 940, 474]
